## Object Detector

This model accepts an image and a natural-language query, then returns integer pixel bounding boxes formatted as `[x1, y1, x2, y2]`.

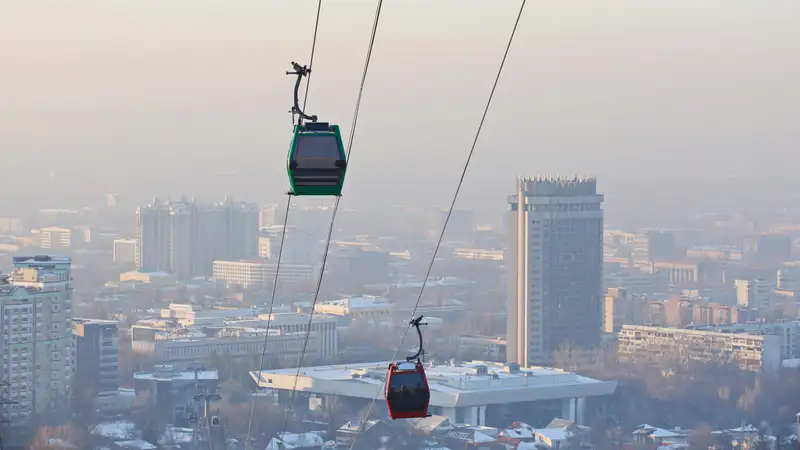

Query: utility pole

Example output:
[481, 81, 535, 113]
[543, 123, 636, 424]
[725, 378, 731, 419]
[193, 393, 221, 450]
[187, 368, 222, 450]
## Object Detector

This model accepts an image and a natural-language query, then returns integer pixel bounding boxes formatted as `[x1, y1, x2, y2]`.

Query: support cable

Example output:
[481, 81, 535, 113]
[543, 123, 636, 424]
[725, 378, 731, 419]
[243, 0, 322, 445]
[277, 0, 385, 438]
[243, 195, 292, 450]
[348, 2, 527, 447]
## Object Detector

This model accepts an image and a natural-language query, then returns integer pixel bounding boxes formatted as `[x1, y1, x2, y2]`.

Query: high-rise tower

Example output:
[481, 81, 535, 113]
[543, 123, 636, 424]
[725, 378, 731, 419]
[506, 176, 604, 366]
[0, 255, 74, 424]
[136, 197, 259, 278]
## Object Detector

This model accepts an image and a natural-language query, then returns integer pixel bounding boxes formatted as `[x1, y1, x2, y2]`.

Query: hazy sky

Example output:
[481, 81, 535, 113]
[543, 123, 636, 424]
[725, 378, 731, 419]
[2, 1, 799, 223]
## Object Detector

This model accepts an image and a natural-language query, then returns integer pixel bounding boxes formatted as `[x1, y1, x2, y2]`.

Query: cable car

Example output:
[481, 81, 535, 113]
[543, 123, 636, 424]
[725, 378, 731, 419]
[284, 62, 347, 197]
[287, 121, 347, 196]
[385, 316, 431, 420]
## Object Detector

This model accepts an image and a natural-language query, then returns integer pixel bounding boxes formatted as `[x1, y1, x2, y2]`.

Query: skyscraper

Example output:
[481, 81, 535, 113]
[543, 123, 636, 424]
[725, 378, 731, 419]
[0, 255, 74, 424]
[506, 176, 604, 366]
[136, 196, 259, 278]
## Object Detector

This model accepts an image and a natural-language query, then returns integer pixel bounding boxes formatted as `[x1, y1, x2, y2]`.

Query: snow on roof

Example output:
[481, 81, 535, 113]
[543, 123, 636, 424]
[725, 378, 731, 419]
[504, 428, 535, 439]
[536, 427, 574, 442]
[91, 421, 135, 439]
[267, 432, 324, 450]
[253, 360, 598, 393]
[445, 429, 495, 444]
[318, 296, 390, 310]
[133, 367, 218, 382]
[159, 427, 194, 445]
[391, 277, 473, 289]
[114, 440, 157, 450]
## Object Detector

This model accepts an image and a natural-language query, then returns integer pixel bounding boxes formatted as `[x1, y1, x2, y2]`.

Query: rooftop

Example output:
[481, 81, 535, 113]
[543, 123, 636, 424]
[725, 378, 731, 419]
[0, 285, 59, 297]
[317, 296, 390, 310]
[133, 366, 218, 382]
[251, 360, 616, 408]
[73, 317, 118, 325]
[13, 255, 71, 264]
[391, 277, 472, 289]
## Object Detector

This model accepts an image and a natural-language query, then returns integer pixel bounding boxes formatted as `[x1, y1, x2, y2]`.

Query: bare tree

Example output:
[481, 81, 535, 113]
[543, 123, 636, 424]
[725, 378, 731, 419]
[27, 425, 87, 450]
[322, 396, 349, 436]
[688, 423, 714, 450]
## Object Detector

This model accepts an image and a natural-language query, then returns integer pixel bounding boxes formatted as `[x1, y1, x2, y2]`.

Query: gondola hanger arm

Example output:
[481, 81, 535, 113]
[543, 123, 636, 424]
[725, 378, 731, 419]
[406, 315, 427, 363]
[287, 61, 318, 125]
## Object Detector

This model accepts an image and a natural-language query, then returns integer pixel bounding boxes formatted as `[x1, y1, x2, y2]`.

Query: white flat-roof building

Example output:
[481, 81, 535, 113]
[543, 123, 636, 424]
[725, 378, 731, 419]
[250, 360, 616, 428]
[314, 296, 392, 320]
[213, 259, 314, 290]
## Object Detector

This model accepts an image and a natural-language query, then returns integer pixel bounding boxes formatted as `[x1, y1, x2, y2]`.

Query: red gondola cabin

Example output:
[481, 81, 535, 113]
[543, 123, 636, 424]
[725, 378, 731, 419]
[385, 361, 430, 420]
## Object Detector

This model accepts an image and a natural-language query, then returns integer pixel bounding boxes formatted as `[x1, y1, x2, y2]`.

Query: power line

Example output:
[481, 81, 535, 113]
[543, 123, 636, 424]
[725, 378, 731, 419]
[302, 0, 323, 112]
[243, 196, 291, 450]
[277, 0, 385, 438]
[348, 1, 527, 446]
[243, 1, 322, 447]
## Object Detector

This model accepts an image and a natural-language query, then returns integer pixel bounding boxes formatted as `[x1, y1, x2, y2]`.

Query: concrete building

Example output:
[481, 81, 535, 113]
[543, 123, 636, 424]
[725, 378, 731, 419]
[453, 248, 504, 261]
[0, 218, 23, 234]
[157, 303, 261, 327]
[632, 230, 676, 265]
[260, 226, 315, 264]
[258, 236, 272, 259]
[618, 325, 782, 373]
[134, 305, 338, 361]
[258, 204, 278, 228]
[506, 176, 604, 366]
[133, 365, 218, 424]
[113, 239, 137, 266]
[456, 336, 508, 362]
[38, 227, 76, 249]
[250, 361, 616, 427]
[131, 326, 319, 368]
[212, 259, 315, 290]
[756, 234, 791, 265]
[0, 255, 74, 424]
[735, 279, 773, 310]
[690, 321, 800, 361]
[72, 318, 119, 397]
[602, 288, 648, 334]
[777, 264, 800, 291]
[136, 196, 259, 278]
[314, 296, 392, 320]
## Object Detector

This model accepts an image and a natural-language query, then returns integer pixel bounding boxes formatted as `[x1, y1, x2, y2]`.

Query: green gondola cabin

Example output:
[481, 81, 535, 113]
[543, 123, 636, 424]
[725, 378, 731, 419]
[287, 122, 347, 196]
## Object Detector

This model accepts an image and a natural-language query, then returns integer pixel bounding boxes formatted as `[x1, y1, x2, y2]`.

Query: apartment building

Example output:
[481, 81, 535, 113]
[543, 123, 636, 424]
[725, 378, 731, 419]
[691, 321, 800, 361]
[618, 325, 782, 373]
[0, 255, 74, 424]
[136, 196, 259, 278]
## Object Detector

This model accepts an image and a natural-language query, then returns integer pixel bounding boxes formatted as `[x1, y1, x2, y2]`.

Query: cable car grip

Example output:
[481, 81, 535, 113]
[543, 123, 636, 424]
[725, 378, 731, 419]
[406, 315, 428, 363]
[286, 61, 318, 125]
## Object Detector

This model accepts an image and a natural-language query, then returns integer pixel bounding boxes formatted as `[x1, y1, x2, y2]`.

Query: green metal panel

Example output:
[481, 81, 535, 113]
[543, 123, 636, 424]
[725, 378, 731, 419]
[287, 124, 347, 196]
